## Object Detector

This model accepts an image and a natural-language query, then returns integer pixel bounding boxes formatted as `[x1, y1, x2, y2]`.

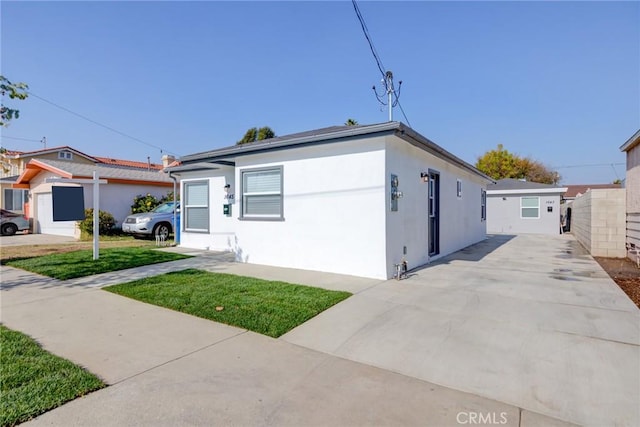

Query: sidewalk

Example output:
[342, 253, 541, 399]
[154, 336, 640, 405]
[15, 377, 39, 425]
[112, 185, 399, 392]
[0, 250, 573, 426]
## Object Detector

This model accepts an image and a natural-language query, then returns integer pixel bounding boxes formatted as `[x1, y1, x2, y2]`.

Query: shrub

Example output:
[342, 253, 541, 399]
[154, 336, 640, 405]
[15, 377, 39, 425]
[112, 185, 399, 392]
[78, 209, 116, 235]
[131, 193, 161, 214]
[131, 192, 178, 214]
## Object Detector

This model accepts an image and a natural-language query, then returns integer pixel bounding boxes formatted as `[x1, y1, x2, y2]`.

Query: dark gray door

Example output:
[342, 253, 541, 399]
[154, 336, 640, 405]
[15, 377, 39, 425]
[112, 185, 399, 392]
[428, 171, 440, 256]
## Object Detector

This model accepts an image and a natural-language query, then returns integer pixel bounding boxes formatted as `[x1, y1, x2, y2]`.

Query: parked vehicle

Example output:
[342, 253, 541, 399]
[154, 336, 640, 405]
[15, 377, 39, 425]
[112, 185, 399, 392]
[0, 209, 30, 236]
[122, 202, 179, 239]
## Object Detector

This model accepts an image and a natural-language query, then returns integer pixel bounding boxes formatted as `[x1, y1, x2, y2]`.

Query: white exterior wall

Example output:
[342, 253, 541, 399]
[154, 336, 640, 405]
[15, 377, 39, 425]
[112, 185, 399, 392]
[486, 193, 562, 235]
[233, 138, 387, 279]
[177, 167, 236, 251]
[571, 189, 626, 257]
[625, 144, 640, 259]
[384, 137, 487, 276]
[179, 138, 388, 279]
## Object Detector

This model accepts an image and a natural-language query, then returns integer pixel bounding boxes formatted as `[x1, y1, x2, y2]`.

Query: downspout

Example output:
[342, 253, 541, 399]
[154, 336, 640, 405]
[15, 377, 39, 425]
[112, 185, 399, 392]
[169, 171, 179, 245]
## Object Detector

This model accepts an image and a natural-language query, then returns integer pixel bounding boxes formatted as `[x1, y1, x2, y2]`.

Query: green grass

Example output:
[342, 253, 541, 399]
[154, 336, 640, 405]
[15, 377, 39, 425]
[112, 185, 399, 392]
[0, 325, 105, 427]
[5, 247, 190, 280]
[105, 269, 352, 338]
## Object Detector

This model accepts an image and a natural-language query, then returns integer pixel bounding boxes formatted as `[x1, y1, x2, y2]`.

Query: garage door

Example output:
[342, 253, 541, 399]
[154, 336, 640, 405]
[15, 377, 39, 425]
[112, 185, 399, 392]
[36, 193, 77, 237]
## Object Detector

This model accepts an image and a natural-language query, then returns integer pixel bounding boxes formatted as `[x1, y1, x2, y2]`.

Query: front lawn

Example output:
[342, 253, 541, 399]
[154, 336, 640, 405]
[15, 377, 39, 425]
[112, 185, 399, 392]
[105, 269, 351, 338]
[5, 247, 190, 280]
[0, 325, 105, 427]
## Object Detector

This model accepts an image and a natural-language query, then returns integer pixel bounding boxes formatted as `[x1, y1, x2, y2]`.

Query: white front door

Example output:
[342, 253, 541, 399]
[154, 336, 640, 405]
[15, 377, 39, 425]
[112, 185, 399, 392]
[36, 193, 77, 237]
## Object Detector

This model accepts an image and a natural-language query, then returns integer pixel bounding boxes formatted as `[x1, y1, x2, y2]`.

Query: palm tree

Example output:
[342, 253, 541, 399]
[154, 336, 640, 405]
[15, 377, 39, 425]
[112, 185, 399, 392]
[345, 118, 359, 126]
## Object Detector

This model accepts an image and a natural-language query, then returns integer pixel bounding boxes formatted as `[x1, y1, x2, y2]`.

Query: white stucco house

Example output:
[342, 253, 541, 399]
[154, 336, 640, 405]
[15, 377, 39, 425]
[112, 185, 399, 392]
[620, 129, 640, 263]
[168, 122, 493, 280]
[486, 179, 567, 235]
[12, 148, 175, 237]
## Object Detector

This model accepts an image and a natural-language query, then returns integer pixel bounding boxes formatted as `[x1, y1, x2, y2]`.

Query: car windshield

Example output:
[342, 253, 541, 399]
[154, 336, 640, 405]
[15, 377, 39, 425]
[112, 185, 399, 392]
[152, 203, 177, 214]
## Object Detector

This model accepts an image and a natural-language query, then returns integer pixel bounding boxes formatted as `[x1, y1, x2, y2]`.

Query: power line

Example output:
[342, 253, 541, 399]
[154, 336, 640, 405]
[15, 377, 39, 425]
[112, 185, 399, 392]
[393, 93, 411, 128]
[352, 0, 385, 79]
[352, 0, 411, 126]
[26, 91, 180, 157]
[552, 163, 625, 169]
[1, 135, 42, 143]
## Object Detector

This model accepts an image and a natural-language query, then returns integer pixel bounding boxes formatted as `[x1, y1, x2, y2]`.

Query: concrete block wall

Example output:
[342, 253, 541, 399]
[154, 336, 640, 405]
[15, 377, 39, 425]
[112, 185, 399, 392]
[571, 189, 626, 257]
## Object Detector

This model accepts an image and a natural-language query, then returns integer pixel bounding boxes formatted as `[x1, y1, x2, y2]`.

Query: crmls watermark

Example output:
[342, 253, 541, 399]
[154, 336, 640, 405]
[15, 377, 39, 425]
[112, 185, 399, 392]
[456, 411, 508, 425]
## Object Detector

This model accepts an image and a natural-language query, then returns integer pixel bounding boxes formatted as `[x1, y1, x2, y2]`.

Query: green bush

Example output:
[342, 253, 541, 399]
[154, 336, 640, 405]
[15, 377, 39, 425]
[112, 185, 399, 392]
[78, 209, 116, 235]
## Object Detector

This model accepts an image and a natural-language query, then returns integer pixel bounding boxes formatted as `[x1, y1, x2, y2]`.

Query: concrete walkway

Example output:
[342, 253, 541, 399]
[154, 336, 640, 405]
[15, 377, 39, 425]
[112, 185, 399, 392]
[1, 234, 637, 426]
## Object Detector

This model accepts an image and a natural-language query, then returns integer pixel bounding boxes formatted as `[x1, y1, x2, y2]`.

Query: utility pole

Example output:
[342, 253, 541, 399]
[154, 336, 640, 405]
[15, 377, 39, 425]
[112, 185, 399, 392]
[386, 71, 393, 121]
[41, 136, 46, 149]
[373, 70, 402, 122]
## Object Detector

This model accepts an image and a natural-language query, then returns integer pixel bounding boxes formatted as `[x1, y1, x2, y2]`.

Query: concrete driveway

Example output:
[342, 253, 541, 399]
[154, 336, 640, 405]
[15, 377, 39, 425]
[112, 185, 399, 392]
[283, 234, 640, 426]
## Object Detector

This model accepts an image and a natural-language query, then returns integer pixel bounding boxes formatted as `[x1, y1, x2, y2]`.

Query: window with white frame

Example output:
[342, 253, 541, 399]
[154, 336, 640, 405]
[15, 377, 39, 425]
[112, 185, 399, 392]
[241, 167, 283, 219]
[58, 151, 73, 160]
[457, 180, 462, 198]
[521, 196, 539, 218]
[481, 189, 486, 221]
[184, 181, 209, 232]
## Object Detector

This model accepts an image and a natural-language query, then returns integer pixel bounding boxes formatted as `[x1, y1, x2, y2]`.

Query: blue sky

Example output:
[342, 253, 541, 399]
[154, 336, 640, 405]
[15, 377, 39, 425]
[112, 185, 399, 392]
[1, 1, 638, 184]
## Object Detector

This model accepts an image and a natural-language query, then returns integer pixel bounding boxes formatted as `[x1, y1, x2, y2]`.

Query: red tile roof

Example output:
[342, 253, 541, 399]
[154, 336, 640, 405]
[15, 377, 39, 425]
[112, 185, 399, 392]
[2, 146, 167, 170]
[564, 184, 622, 198]
[95, 157, 163, 170]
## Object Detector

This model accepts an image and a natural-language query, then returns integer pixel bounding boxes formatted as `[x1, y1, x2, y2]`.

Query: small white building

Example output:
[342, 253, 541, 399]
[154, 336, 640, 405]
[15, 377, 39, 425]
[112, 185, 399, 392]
[486, 179, 567, 235]
[170, 122, 492, 280]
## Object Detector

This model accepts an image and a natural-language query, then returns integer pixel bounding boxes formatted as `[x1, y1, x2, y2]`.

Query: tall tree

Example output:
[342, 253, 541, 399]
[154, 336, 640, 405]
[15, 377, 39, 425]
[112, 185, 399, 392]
[476, 144, 559, 184]
[1, 75, 29, 127]
[237, 126, 275, 145]
[345, 118, 359, 126]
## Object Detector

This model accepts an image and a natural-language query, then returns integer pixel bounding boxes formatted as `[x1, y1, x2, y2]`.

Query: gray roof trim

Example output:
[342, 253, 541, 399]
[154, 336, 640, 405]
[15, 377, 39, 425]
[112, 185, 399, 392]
[620, 128, 640, 152]
[0, 175, 19, 183]
[395, 125, 494, 182]
[165, 162, 223, 172]
[178, 122, 400, 163]
[488, 178, 565, 191]
[172, 122, 492, 182]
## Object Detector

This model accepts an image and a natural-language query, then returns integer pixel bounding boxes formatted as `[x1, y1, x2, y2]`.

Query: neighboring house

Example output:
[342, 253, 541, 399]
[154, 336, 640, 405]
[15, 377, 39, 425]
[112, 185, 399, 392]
[168, 122, 493, 280]
[562, 183, 622, 203]
[486, 179, 567, 235]
[5, 146, 176, 237]
[620, 129, 640, 261]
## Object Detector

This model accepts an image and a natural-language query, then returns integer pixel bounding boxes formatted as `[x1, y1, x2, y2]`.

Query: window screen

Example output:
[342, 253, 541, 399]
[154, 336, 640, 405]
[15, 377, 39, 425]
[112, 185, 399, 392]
[241, 168, 283, 218]
[184, 181, 209, 231]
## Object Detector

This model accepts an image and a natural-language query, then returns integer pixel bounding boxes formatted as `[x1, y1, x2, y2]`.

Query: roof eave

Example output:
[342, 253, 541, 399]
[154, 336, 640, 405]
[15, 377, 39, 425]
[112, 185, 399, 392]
[180, 122, 402, 164]
[395, 124, 494, 183]
[620, 129, 640, 152]
[487, 187, 568, 195]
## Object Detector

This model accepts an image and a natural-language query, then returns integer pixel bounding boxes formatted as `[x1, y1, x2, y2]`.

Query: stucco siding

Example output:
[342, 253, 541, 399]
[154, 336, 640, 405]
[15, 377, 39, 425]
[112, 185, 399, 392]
[571, 189, 626, 257]
[384, 136, 487, 277]
[177, 168, 237, 252]
[486, 193, 562, 235]
[234, 138, 388, 279]
[625, 144, 640, 259]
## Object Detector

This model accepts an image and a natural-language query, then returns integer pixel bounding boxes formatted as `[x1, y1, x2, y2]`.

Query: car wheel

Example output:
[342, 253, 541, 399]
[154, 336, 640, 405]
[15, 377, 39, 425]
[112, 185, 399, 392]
[153, 223, 171, 240]
[2, 223, 18, 236]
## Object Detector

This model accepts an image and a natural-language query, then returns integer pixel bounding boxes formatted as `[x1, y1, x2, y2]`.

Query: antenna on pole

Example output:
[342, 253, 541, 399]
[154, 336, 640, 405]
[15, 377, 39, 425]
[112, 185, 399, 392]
[373, 71, 402, 122]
